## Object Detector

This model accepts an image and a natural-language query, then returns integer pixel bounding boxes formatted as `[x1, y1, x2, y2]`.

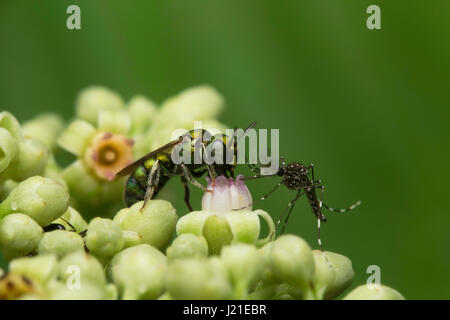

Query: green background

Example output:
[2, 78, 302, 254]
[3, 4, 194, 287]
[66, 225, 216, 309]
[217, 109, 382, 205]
[1, 0, 449, 299]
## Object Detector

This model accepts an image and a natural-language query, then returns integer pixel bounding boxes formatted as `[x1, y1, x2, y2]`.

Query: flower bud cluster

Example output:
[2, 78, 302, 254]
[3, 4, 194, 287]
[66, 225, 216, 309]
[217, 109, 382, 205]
[0, 86, 404, 300]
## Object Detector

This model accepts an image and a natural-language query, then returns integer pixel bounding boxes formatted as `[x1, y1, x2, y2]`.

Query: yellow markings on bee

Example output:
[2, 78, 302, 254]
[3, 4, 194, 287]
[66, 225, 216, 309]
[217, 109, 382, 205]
[156, 153, 171, 163]
[144, 158, 156, 170]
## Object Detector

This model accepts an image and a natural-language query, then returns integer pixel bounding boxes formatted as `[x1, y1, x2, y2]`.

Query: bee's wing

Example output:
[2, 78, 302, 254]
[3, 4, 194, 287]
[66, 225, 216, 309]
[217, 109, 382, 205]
[115, 138, 182, 177]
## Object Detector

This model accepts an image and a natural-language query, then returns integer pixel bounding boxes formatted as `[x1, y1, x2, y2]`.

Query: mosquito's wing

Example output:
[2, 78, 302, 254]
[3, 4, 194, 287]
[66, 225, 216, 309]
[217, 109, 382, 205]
[115, 138, 182, 177]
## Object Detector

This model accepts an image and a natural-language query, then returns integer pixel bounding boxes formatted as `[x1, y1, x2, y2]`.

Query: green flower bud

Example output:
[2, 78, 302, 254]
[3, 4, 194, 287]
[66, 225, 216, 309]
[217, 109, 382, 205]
[53, 206, 88, 233]
[121, 230, 142, 248]
[113, 200, 177, 251]
[166, 234, 208, 260]
[109, 244, 167, 300]
[47, 280, 109, 300]
[157, 85, 224, 127]
[61, 160, 102, 205]
[127, 95, 157, 134]
[97, 110, 131, 135]
[38, 230, 85, 259]
[178, 210, 274, 256]
[220, 244, 263, 299]
[43, 155, 68, 192]
[58, 250, 106, 287]
[0, 179, 18, 202]
[0, 111, 22, 140]
[0, 128, 18, 175]
[57, 120, 96, 156]
[343, 284, 405, 300]
[322, 251, 355, 299]
[75, 86, 124, 125]
[9, 254, 58, 285]
[270, 234, 315, 299]
[203, 213, 233, 255]
[4, 137, 49, 181]
[177, 175, 275, 255]
[104, 283, 119, 300]
[157, 292, 173, 300]
[0, 176, 70, 226]
[85, 218, 124, 259]
[311, 250, 336, 299]
[166, 257, 232, 300]
[0, 213, 43, 260]
[258, 242, 278, 285]
[22, 113, 64, 150]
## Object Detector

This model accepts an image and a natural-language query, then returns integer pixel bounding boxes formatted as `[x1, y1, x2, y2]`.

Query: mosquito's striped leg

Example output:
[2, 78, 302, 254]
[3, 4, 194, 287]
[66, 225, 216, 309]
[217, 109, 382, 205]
[317, 185, 326, 250]
[307, 163, 315, 180]
[141, 160, 160, 211]
[242, 173, 278, 181]
[261, 180, 283, 201]
[317, 217, 323, 251]
[323, 200, 362, 213]
[278, 190, 304, 234]
[232, 180, 283, 211]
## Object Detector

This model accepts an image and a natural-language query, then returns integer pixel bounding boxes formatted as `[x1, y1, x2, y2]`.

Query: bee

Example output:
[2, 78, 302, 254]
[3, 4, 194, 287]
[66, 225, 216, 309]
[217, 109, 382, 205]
[116, 122, 257, 211]
[244, 158, 361, 249]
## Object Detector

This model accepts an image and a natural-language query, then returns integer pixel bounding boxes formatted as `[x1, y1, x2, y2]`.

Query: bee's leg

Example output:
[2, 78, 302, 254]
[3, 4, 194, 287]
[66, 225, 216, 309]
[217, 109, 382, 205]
[279, 190, 304, 235]
[180, 176, 194, 212]
[229, 165, 235, 178]
[141, 160, 161, 211]
[191, 168, 207, 178]
[201, 143, 217, 179]
[180, 164, 207, 191]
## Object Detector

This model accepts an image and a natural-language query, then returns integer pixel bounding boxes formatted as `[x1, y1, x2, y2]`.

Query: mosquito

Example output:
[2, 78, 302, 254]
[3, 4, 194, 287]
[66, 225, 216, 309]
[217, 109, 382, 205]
[244, 158, 361, 250]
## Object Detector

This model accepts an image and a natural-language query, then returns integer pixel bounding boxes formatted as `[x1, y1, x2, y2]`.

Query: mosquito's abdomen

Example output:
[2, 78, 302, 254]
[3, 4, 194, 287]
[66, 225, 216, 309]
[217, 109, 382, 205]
[306, 190, 326, 221]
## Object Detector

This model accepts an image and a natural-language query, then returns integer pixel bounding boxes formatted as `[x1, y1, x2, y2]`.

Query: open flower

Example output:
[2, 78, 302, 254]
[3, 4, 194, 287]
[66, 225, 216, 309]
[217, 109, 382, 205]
[83, 132, 134, 182]
[58, 113, 134, 212]
[56, 87, 155, 215]
[176, 175, 275, 255]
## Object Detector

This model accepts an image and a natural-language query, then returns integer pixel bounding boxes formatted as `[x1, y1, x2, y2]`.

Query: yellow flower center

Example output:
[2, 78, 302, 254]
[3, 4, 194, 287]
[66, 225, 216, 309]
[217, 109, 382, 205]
[84, 132, 134, 181]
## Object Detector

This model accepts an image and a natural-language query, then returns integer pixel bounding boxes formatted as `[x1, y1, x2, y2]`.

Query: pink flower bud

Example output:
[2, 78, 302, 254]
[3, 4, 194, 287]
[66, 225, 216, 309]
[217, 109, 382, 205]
[201, 175, 253, 212]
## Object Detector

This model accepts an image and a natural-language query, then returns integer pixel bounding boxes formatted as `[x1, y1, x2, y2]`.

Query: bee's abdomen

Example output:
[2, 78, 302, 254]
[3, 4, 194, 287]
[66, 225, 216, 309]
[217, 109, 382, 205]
[124, 175, 146, 207]
[133, 164, 149, 188]
[124, 166, 171, 208]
